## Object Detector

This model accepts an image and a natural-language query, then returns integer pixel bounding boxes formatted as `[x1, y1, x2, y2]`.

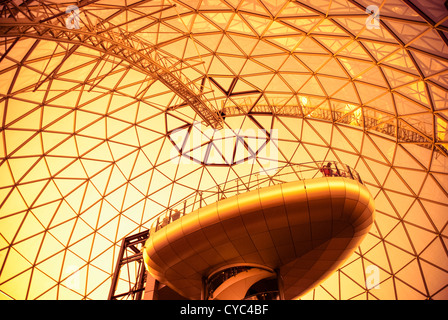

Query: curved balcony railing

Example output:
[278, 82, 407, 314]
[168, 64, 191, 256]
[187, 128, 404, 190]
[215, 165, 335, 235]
[206, 265, 279, 300]
[148, 161, 363, 236]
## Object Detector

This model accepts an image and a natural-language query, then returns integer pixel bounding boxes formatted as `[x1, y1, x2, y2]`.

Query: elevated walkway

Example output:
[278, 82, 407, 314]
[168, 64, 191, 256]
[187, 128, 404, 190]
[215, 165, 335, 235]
[142, 162, 375, 300]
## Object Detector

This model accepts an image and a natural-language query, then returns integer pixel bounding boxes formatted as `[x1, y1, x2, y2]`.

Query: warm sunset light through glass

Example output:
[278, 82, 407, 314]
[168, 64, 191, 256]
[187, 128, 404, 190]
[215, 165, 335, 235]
[0, 0, 447, 300]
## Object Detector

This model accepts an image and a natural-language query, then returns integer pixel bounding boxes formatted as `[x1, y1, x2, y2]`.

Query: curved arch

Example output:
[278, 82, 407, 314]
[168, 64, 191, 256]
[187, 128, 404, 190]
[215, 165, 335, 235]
[0, 6, 224, 129]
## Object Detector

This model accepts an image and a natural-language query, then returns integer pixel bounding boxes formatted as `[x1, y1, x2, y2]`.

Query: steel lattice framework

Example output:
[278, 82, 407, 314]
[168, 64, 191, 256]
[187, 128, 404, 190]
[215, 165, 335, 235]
[0, 0, 224, 129]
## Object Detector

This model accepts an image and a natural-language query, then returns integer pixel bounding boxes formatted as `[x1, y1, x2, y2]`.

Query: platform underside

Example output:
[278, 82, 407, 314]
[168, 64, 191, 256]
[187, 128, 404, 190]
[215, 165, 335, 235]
[143, 177, 375, 300]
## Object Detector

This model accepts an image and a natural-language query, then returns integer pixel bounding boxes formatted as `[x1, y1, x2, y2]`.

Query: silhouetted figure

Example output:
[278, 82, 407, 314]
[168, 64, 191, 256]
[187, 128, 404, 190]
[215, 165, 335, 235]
[320, 162, 333, 177]
[172, 209, 181, 221]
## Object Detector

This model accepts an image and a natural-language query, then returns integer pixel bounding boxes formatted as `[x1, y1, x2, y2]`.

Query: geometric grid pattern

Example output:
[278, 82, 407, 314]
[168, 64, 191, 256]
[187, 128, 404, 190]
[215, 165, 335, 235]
[0, 0, 447, 300]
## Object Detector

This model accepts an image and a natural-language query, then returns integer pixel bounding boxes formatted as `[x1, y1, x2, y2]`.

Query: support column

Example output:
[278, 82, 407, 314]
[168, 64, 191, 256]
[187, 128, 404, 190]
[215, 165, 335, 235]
[276, 269, 285, 300]
[201, 276, 208, 300]
[143, 272, 159, 300]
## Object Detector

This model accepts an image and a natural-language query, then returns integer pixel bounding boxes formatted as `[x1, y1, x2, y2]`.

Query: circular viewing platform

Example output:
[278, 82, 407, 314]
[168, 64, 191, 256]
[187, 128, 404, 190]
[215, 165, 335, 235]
[142, 162, 375, 300]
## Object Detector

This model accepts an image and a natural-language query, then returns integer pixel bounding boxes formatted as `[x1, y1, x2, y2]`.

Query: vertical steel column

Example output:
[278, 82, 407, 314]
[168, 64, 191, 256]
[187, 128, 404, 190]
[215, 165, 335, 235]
[134, 260, 147, 300]
[276, 269, 285, 300]
[201, 276, 209, 300]
[108, 237, 127, 300]
[108, 230, 149, 300]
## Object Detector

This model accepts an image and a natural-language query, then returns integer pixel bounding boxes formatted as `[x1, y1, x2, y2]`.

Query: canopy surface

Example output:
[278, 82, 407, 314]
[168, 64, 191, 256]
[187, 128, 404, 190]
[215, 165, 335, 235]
[0, 0, 447, 300]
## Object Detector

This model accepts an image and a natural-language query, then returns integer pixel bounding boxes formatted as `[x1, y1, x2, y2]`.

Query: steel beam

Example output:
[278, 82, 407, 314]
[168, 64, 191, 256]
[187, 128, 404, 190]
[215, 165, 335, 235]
[0, 1, 224, 129]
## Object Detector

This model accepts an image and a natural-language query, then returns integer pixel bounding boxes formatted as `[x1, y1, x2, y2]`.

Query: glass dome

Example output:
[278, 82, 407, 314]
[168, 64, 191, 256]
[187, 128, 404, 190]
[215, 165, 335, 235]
[0, 0, 447, 300]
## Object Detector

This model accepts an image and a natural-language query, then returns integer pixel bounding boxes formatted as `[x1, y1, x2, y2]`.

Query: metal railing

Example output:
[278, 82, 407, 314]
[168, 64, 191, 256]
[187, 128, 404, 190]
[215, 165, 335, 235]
[109, 161, 363, 299]
[149, 161, 363, 235]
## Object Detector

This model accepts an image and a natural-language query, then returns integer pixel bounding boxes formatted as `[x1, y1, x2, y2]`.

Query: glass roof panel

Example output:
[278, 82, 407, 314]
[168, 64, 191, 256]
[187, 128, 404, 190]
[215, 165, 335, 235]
[0, 0, 447, 300]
